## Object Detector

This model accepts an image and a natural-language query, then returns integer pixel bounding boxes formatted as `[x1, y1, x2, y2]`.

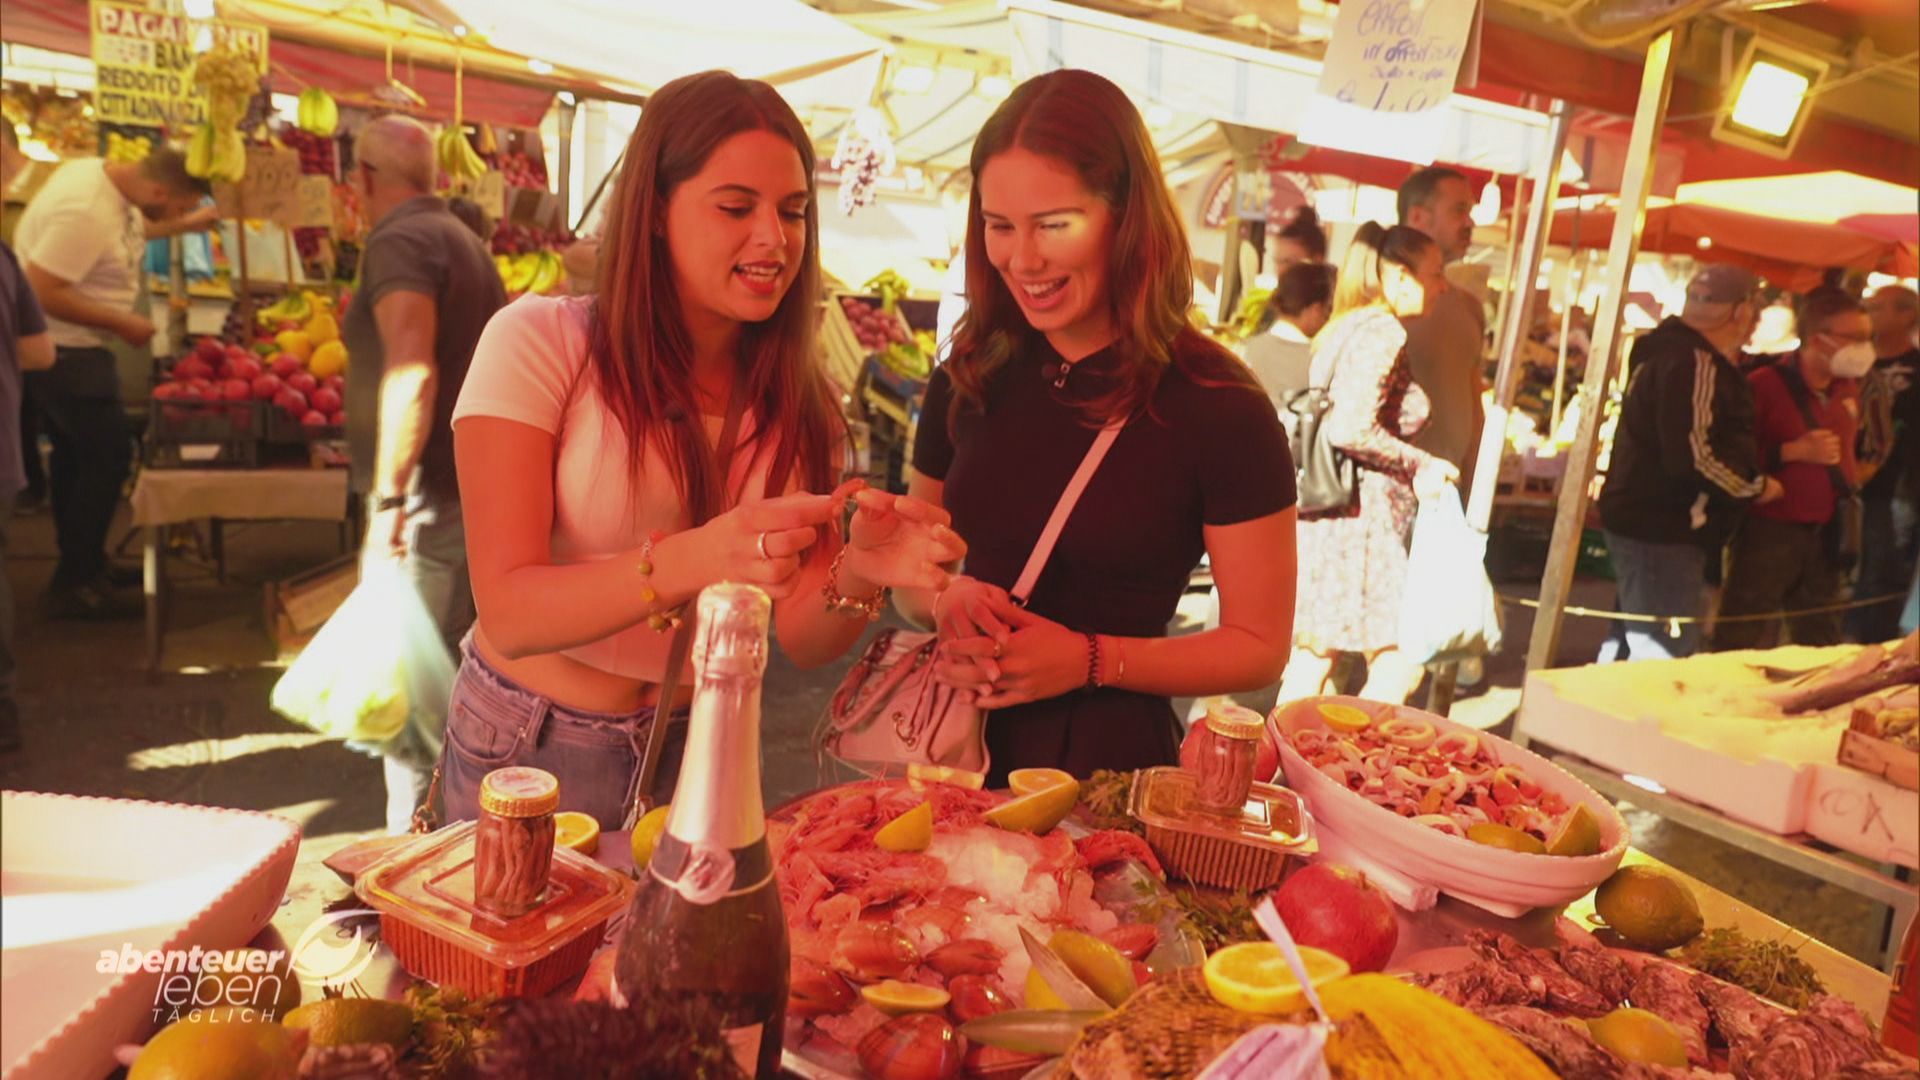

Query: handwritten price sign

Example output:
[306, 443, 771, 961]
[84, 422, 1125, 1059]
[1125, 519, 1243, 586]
[1319, 0, 1478, 114]
[213, 147, 303, 227]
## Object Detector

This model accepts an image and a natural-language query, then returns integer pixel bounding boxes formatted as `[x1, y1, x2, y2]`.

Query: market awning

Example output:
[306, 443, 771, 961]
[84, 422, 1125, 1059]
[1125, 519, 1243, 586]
[415, 0, 887, 112]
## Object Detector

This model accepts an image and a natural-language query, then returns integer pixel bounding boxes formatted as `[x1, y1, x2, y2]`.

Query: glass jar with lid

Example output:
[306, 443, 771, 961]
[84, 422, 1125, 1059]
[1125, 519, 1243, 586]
[474, 766, 559, 917]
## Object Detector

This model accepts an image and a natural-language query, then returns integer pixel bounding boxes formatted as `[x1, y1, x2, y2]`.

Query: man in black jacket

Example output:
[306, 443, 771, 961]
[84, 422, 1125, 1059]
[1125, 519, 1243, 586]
[1597, 265, 1783, 659]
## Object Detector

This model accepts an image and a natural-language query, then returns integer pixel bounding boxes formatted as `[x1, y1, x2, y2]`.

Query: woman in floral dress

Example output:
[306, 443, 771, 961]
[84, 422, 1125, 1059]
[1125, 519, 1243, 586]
[1283, 222, 1457, 704]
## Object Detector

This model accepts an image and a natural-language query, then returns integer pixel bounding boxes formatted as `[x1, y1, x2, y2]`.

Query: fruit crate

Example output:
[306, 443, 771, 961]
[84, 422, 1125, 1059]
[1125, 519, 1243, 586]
[264, 406, 346, 445]
[822, 291, 937, 393]
[145, 398, 261, 469]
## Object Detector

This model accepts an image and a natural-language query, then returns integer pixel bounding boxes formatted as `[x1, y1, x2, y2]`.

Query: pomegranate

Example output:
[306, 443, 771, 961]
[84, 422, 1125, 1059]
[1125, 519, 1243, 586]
[172, 356, 214, 382]
[274, 388, 308, 417]
[310, 387, 342, 413]
[192, 337, 226, 364]
[251, 374, 283, 401]
[1271, 863, 1399, 973]
[323, 374, 345, 395]
[287, 372, 318, 395]
[227, 356, 262, 382]
[326, 410, 346, 426]
[269, 355, 305, 379]
[300, 410, 329, 428]
[221, 378, 252, 402]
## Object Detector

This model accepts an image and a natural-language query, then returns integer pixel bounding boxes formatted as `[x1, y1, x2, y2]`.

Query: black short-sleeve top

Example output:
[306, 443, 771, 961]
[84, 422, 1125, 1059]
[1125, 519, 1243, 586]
[914, 330, 1296, 639]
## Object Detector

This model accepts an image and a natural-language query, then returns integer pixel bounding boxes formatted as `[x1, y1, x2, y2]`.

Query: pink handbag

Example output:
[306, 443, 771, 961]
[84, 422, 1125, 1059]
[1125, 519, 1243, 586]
[815, 420, 1125, 785]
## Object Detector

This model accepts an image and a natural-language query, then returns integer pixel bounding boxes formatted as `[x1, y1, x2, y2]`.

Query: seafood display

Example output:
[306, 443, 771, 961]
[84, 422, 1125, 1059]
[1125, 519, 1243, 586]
[769, 780, 1169, 1077]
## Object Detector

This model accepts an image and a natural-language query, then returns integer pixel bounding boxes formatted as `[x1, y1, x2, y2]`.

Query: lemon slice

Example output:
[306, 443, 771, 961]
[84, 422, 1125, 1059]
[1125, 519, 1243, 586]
[1202, 943, 1348, 1015]
[861, 979, 951, 1016]
[1318, 703, 1374, 733]
[630, 804, 671, 869]
[983, 777, 1081, 835]
[1008, 768, 1076, 797]
[554, 811, 601, 855]
[874, 801, 933, 853]
[1466, 822, 1548, 854]
[906, 763, 987, 791]
[1546, 804, 1603, 857]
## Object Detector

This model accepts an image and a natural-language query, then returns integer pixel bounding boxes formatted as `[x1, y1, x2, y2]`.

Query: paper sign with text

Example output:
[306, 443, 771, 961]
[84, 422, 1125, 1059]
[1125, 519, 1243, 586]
[213, 147, 303, 227]
[294, 175, 336, 230]
[1298, 0, 1479, 164]
[90, 0, 268, 129]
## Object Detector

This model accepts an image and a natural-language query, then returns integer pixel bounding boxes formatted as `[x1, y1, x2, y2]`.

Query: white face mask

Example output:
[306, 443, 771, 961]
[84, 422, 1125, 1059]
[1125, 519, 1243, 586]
[1829, 341, 1876, 379]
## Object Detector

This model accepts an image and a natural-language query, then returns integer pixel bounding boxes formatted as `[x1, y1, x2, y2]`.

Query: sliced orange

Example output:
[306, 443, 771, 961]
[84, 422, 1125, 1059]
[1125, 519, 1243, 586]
[1008, 768, 1076, 797]
[861, 979, 951, 1016]
[1318, 703, 1374, 733]
[1546, 804, 1603, 858]
[553, 811, 601, 855]
[1202, 942, 1348, 1015]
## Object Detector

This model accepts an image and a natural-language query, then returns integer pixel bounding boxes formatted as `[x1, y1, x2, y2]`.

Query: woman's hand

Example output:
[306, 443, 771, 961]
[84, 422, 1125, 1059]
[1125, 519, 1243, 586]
[968, 599, 1088, 710]
[931, 576, 1012, 691]
[691, 492, 839, 599]
[841, 488, 966, 593]
[1413, 458, 1459, 501]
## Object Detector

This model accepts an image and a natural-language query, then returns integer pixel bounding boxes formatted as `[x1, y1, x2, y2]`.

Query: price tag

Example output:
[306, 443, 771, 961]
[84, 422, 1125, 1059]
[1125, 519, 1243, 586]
[474, 171, 506, 219]
[213, 146, 303, 227]
[294, 174, 335, 230]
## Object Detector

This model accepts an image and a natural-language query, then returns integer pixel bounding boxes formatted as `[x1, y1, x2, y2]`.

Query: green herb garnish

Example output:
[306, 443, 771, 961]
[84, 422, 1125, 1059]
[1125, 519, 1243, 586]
[1680, 927, 1827, 1010]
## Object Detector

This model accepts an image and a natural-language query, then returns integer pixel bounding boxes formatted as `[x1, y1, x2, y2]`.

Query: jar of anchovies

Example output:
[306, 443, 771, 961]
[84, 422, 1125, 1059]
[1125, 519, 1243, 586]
[474, 767, 559, 917]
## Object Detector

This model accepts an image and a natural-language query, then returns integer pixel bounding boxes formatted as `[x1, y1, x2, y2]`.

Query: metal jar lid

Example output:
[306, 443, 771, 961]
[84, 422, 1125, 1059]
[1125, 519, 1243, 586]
[479, 767, 560, 818]
[1204, 703, 1266, 742]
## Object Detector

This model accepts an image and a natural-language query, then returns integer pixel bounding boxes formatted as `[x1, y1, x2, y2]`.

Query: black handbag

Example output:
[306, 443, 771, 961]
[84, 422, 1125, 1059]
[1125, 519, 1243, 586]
[1280, 359, 1358, 515]
[1777, 365, 1863, 573]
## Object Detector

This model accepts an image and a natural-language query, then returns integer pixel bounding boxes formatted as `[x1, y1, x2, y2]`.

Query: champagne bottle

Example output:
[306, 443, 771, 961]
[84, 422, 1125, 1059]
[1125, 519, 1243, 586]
[614, 583, 788, 1078]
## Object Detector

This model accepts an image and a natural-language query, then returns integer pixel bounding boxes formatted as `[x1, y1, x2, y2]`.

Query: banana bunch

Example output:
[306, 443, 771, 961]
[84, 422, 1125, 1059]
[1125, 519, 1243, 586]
[498, 250, 564, 295]
[255, 290, 315, 327]
[436, 126, 486, 181]
[191, 45, 257, 132]
[185, 124, 247, 184]
[105, 131, 152, 163]
[295, 88, 338, 137]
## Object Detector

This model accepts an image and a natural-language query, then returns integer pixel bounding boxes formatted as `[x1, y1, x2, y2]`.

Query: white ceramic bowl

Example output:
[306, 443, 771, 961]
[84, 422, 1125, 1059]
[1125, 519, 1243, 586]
[1, 792, 301, 1080]
[1269, 696, 1629, 911]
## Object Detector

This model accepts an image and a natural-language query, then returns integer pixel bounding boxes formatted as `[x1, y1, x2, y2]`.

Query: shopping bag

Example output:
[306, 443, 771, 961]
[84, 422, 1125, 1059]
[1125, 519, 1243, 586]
[270, 560, 455, 743]
[1397, 486, 1504, 666]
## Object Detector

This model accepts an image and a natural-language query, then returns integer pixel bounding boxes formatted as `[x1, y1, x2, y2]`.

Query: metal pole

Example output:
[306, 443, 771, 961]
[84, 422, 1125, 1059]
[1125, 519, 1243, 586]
[1522, 30, 1679, 681]
[1466, 98, 1574, 532]
[556, 98, 577, 229]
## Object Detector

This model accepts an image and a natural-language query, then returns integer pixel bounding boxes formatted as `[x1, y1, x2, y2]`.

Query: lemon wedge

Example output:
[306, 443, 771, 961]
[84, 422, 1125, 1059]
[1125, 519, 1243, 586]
[983, 776, 1080, 835]
[629, 804, 671, 869]
[874, 801, 933, 853]
[1546, 804, 1603, 858]
[1008, 768, 1076, 797]
[1318, 703, 1374, 733]
[861, 979, 951, 1016]
[553, 811, 601, 855]
[1202, 942, 1348, 1015]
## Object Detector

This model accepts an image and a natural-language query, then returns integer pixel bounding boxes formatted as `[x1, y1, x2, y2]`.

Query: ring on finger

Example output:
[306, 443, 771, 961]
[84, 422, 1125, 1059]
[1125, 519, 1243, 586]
[756, 531, 771, 561]
[992, 640, 1004, 660]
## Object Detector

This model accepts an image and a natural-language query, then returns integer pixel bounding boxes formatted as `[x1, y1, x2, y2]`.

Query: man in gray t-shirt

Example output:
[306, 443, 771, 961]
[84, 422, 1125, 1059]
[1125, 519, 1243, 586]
[1398, 167, 1487, 482]
[342, 116, 506, 832]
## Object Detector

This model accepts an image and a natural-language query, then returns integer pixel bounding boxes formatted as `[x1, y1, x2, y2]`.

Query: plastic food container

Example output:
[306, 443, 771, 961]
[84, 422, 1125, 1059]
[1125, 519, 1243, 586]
[355, 821, 629, 997]
[1129, 767, 1317, 892]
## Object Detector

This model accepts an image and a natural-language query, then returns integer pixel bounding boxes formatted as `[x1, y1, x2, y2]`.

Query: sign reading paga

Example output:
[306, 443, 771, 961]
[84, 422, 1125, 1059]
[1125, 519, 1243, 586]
[1298, 0, 1480, 164]
[90, 1, 269, 128]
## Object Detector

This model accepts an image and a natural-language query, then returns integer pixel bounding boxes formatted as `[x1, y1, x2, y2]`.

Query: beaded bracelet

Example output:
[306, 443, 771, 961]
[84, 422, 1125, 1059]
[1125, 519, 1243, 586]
[638, 531, 685, 632]
[822, 546, 889, 621]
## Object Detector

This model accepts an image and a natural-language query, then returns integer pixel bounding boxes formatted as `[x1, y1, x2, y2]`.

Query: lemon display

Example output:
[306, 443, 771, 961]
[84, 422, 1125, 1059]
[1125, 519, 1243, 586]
[1595, 865, 1704, 950]
[983, 776, 1080, 835]
[554, 811, 601, 855]
[1587, 1007, 1689, 1066]
[129, 1016, 301, 1080]
[630, 804, 672, 869]
[1202, 942, 1349, 1015]
[874, 801, 933, 853]
[281, 997, 413, 1048]
[1546, 804, 1604, 858]
[1466, 822, 1549, 855]
[861, 980, 951, 1016]
[1024, 930, 1136, 1009]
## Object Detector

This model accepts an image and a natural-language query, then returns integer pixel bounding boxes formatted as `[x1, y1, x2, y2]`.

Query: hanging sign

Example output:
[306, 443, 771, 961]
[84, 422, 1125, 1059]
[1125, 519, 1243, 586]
[213, 147, 302, 227]
[1298, 0, 1479, 164]
[294, 175, 336, 230]
[89, 1, 269, 129]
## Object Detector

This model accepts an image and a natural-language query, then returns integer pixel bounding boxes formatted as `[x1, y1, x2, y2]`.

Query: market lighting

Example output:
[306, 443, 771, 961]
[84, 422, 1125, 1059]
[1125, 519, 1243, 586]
[182, 0, 216, 18]
[527, 58, 555, 76]
[1730, 61, 1810, 138]
[1470, 179, 1502, 227]
[1623, 773, 1668, 795]
[975, 74, 1012, 102]
[891, 64, 936, 95]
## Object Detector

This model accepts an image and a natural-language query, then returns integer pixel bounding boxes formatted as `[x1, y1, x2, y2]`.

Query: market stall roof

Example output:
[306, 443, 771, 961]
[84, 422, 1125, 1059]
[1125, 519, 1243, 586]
[1546, 171, 1920, 289]
[403, 0, 888, 112]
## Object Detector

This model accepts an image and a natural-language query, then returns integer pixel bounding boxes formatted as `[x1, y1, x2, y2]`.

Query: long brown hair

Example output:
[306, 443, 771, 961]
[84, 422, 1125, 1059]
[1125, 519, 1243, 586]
[588, 70, 839, 520]
[1327, 221, 1434, 328]
[946, 69, 1231, 428]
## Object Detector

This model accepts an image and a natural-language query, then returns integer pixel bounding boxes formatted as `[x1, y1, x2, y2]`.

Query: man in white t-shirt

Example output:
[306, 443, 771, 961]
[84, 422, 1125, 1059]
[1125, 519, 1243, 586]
[15, 148, 213, 618]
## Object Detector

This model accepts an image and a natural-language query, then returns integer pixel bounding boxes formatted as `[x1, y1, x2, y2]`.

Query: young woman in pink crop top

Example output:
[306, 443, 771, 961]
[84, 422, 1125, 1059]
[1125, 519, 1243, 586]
[437, 72, 962, 828]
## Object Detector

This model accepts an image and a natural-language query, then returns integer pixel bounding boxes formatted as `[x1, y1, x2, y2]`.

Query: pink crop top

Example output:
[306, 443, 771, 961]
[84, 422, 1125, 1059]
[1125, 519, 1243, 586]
[452, 294, 782, 681]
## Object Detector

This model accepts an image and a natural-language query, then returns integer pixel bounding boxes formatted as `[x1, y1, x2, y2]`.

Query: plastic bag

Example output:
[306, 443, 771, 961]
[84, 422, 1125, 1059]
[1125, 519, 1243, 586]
[1397, 486, 1504, 666]
[270, 560, 455, 743]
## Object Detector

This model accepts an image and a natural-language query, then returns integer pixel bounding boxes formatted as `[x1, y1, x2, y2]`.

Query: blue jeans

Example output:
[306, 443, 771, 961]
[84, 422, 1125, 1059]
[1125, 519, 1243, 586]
[1846, 494, 1918, 643]
[437, 636, 688, 830]
[1601, 531, 1706, 661]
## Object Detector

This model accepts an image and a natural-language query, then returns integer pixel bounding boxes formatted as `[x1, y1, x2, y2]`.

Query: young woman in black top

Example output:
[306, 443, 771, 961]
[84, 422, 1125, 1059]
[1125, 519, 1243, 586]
[901, 70, 1299, 784]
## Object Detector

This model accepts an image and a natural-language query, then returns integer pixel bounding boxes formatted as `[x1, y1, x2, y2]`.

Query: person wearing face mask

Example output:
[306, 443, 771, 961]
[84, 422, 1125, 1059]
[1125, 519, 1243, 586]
[903, 70, 1298, 783]
[1596, 265, 1779, 661]
[1281, 222, 1459, 704]
[442, 72, 960, 828]
[15, 146, 216, 619]
[1712, 287, 1871, 650]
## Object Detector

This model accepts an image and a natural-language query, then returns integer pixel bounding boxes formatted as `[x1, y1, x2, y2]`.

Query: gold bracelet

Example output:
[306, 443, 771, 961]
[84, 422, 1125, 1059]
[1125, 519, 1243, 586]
[638, 530, 685, 632]
[822, 546, 888, 621]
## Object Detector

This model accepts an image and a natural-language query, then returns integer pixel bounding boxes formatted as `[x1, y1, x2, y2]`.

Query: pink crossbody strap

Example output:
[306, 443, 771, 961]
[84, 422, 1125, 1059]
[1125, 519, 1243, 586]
[1009, 419, 1125, 605]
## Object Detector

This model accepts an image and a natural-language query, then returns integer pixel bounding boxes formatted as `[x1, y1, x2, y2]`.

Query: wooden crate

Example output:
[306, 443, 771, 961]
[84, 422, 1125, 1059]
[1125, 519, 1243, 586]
[265, 555, 358, 657]
[1839, 727, 1919, 791]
